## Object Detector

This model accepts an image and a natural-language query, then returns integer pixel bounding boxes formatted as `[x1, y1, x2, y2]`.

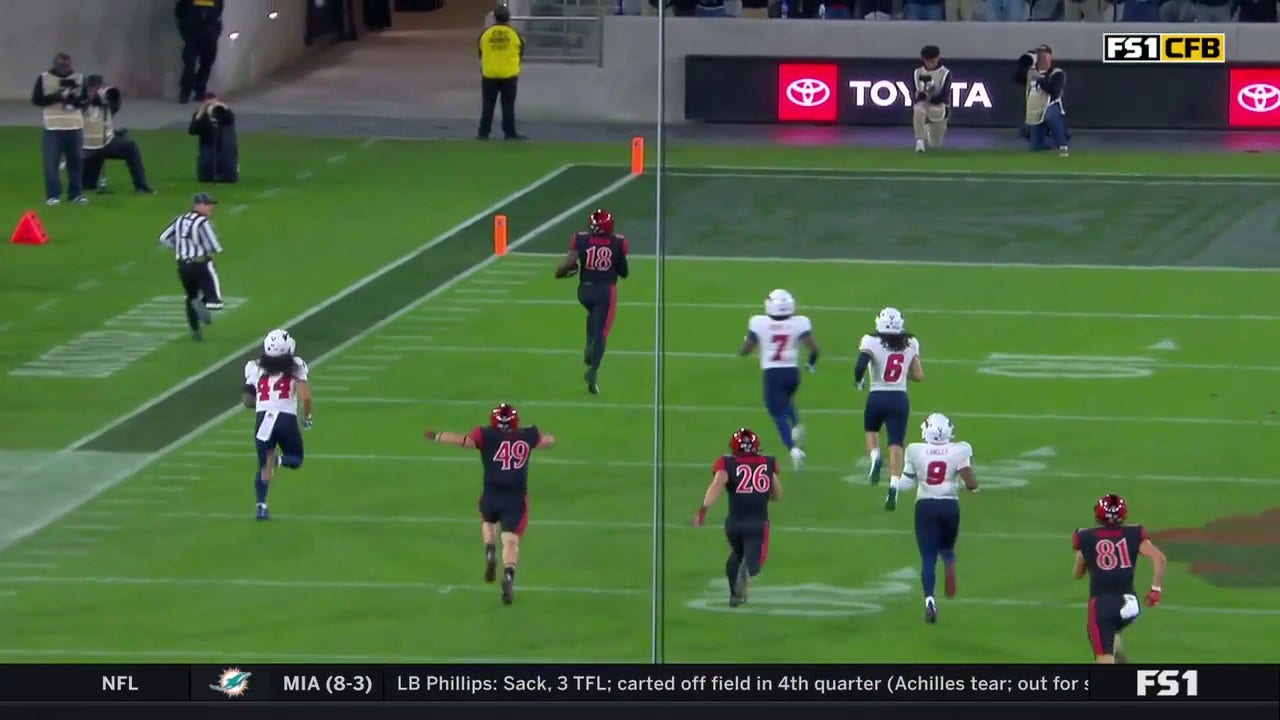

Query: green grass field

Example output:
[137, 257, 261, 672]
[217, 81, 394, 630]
[1, 126, 1279, 664]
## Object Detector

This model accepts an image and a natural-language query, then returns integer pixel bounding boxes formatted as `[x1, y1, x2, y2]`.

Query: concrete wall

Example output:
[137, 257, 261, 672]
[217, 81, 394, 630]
[0, 0, 311, 101]
[517, 16, 1280, 123]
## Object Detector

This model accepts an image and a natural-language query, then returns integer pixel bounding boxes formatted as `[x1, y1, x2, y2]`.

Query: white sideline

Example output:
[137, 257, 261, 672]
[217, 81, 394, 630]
[1, 165, 638, 554]
[667, 169, 1280, 188]
[178, 450, 1280, 486]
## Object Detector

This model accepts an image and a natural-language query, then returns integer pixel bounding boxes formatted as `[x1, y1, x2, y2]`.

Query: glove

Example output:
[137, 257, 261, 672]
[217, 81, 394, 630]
[884, 487, 897, 512]
[1145, 586, 1161, 607]
[856, 379, 866, 391]
[424, 428, 437, 441]
[806, 363, 816, 374]
[692, 506, 707, 527]
[302, 415, 313, 429]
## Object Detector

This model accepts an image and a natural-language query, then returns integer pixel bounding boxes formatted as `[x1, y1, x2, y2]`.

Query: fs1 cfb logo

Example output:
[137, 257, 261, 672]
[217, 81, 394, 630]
[1136, 670, 1199, 697]
[1103, 33, 1225, 64]
[777, 63, 839, 123]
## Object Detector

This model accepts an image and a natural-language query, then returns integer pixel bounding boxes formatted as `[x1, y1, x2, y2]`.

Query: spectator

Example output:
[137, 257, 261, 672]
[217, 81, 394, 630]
[1238, 0, 1278, 21]
[987, 0, 1029, 18]
[906, 0, 945, 19]
[946, 0, 983, 19]
[696, 0, 730, 15]
[1191, 0, 1234, 19]
[1064, 0, 1117, 19]
[823, 0, 853, 15]
[1124, 0, 1163, 19]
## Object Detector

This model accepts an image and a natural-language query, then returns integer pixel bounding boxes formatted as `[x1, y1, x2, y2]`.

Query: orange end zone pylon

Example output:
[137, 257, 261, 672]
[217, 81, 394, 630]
[630, 137, 644, 175]
[493, 215, 508, 256]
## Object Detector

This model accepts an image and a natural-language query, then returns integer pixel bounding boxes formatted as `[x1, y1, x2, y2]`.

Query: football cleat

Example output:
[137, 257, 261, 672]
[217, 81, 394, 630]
[789, 446, 805, 472]
[256, 503, 269, 521]
[884, 487, 897, 511]
[731, 562, 749, 605]
[868, 455, 883, 485]
[484, 550, 497, 584]
[501, 577, 514, 605]
[790, 424, 805, 448]
[925, 598, 937, 624]
[584, 371, 599, 395]
[191, 298, 213, 326]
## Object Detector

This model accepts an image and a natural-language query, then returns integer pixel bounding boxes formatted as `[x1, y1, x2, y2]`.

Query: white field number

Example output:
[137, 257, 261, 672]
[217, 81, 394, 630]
[978, 353, 1156, 379]
[843, 446, 1055, 490]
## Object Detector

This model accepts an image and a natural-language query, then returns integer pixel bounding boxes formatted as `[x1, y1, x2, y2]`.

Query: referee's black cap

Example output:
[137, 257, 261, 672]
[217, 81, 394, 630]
[192, 192, 218, 205]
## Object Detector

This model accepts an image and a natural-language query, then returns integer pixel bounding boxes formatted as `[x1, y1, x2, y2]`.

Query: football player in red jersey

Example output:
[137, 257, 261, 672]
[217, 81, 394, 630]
[1073, 494, 1167, 663]
[425, 404, 556, 605]
[693, 428, 782, 607]
[555, 209, 629, 395]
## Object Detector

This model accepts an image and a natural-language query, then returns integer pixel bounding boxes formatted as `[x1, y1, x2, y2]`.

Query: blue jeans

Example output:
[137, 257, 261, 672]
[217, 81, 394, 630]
[694, 5, 728, 15]
[43, 128, 84, 200]
[988, 0, 1028, 19]
[905, 2, 946, 17]
[1030, 104, 1069, 151]
[1123, 0, 1162, 19]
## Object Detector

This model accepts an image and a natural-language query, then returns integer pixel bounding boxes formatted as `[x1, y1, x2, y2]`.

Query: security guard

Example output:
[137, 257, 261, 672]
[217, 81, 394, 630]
[31, 53, 87, 206]
[82, 75, 155, 194]
[477, 5, 524, 141]
[175, 0, 224, 104]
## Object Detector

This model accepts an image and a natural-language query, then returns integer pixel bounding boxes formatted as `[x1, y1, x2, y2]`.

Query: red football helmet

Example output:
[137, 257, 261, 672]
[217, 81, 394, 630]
[730, 428, 760, 456]
[490, 403, 519, 430]
[588, 209, 614, 235]
[1094, 494, 1127, 526]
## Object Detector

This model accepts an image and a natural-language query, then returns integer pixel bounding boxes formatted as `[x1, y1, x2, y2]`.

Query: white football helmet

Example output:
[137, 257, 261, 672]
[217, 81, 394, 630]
[765, 289, 796, 318]
[263, 329, 296, 357]
[921, 413, 954, 445]
[875, 307, 905, 334]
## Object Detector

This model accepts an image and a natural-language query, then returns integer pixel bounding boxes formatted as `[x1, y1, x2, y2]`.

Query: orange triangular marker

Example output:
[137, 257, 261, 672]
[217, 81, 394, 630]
[11, 211, 49, 245]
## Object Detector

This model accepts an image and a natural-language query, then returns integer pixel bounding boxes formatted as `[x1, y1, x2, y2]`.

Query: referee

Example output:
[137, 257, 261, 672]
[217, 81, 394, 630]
[159, 192, 224, 341]
[477, 5, 524, 141]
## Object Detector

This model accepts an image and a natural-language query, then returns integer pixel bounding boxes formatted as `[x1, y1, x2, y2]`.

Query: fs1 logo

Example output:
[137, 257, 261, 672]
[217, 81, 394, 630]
[1136, 670, 1199, 697]
[1103, 33, 1225, 64]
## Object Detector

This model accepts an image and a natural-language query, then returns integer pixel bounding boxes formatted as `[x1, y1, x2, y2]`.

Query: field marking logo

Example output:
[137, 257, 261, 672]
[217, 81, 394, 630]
[786, 79, 831, 108]
[211, 668, 252, 698]
[1103, 33, 1225, 63]
[1237, 84, 1280, 114]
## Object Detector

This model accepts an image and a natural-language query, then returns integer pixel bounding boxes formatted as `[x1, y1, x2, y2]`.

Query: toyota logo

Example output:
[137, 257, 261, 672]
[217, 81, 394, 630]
[1237, 83, 1280, 113]
[786, 79, 831, 107]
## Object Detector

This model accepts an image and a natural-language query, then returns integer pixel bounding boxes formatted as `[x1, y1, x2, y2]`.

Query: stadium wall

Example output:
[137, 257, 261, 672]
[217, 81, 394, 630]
[0, 0, 311, 101]
[516, 17, 1280, 125]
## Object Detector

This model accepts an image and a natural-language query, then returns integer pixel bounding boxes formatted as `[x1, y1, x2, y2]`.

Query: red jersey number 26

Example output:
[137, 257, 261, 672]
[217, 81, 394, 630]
[734, 464, 772, 493]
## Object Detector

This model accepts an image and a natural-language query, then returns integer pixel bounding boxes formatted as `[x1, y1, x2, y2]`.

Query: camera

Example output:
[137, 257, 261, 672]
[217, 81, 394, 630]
[59, 78, 77, 89]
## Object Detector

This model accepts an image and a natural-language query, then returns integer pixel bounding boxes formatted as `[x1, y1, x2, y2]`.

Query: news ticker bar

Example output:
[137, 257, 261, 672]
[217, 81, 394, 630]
[0, 664, 1275, 703]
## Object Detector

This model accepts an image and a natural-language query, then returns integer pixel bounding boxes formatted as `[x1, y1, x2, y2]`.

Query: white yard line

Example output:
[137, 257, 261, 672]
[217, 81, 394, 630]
[456, 295, 1280, 323]
[0, 562, 58, 570]
[668, 169, 1280, 188]
[0, 647, 633, 663]
[17, 549, 87, 557]
[33, 299, 59, 313]
[647, 163, 1280, 182]
[514, 250, 1277, 274]
[180, 449, 1278, 485]
[0, 165, 585, 554]
[0, 574, 1268, 617]
[74, 279, 99, 292]
[329, 343, 1280, 378]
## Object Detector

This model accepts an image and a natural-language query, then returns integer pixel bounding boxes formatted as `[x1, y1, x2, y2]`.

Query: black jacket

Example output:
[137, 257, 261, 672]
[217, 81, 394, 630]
[189, 103, 236, 150]
[30, 69, 86, 109]
[175, 0, 224, 37]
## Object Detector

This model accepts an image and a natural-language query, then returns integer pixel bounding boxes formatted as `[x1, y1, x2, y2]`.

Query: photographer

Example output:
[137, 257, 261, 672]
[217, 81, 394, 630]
[188, 93, 238, 183]
[1016, 45, 1069, 157]
[82, 75, 156, 195]
[912, 45, 950, 154]
[31, 53, 87, 206]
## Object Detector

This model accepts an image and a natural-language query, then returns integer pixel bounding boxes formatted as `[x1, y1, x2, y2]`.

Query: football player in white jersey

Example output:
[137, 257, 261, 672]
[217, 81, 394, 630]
[240, 329, 312, 521]
[739, 289, 819, 471]
[855, 307, 923, 487]
[885, 413, 978, 624]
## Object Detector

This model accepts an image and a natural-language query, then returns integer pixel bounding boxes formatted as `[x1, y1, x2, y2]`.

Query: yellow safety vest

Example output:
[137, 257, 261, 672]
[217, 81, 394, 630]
[40, 72, 85, 131]
[479, 25, 522, 80]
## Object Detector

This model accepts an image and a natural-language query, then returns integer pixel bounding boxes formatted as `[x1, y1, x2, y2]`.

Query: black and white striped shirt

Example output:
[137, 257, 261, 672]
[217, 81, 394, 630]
[159, 211, 222, 261]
